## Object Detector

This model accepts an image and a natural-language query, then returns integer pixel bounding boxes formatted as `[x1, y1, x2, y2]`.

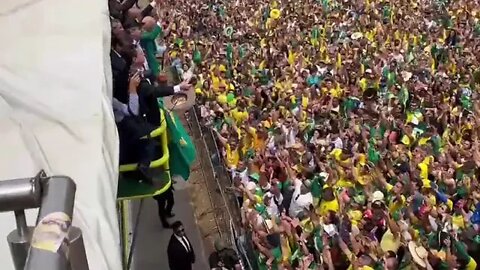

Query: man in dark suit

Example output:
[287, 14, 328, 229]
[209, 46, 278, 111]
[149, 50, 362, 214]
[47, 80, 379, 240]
[167, 221, 195, 270]
[113, 37, 192, 177]
[153, 185, 174, 228]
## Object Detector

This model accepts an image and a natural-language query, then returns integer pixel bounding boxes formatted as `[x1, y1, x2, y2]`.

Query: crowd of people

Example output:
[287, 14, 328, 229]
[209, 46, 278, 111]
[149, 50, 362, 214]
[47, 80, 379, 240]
[109, 0, 480, 269]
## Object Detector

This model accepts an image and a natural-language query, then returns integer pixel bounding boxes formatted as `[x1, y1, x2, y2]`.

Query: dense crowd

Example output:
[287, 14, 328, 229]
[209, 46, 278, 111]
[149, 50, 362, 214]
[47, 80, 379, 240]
[110, 0, 480, 269]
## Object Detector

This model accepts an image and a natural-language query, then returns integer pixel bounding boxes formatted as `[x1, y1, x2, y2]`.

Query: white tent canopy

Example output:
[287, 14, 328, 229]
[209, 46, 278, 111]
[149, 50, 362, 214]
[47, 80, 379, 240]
[0, 0, 121, 269]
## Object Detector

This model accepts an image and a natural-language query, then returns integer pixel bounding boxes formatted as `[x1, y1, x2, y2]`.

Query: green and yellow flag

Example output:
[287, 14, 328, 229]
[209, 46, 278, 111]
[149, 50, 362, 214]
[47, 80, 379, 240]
[159, 100, 197, 180]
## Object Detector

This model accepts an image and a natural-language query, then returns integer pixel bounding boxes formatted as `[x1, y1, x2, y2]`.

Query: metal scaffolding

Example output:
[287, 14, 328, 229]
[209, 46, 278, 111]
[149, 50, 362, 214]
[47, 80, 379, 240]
[0, 171, 89, 270]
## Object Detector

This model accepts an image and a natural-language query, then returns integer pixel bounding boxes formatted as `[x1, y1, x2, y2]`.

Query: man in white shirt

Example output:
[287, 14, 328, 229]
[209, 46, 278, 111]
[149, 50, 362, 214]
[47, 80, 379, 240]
[289, 178, 313, 218]
[264, 192, 279, 217]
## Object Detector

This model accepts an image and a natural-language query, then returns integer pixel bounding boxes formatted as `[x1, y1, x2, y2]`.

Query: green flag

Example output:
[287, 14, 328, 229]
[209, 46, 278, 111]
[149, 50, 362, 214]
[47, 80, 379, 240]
[474, 23, 480, 36]
[159, 101, 196, 180]
[398, 85, 409, 109]
[226, 43, 233, 64]
[311, 27, 319, 40]
[239, 45, 246, 59]
[367, 141, 381, 165]
[193, 50, 202, 65]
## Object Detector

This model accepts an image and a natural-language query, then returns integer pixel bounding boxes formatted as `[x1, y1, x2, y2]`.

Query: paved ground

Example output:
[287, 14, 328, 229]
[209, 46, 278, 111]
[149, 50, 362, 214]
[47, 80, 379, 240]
[132, 179, 210, 270]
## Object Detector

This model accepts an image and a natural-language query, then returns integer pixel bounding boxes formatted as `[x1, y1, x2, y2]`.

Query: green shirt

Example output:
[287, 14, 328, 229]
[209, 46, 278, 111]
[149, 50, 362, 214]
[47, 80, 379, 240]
[141, 25, 163, 76]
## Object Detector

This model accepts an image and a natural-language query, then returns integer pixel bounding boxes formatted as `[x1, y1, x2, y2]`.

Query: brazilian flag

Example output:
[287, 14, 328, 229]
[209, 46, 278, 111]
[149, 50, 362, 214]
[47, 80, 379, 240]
[159, 101, 196, 180]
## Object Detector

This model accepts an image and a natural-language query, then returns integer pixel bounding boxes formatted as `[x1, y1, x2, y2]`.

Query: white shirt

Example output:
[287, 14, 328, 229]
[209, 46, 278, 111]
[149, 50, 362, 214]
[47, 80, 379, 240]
[266, 202, 279, 217]
[333, 137, 343, 149]
[174, 234, 191, 252]
[289, 179, 313, 217]
[232, 169, 249, 186]
[132, 40, 150, 70]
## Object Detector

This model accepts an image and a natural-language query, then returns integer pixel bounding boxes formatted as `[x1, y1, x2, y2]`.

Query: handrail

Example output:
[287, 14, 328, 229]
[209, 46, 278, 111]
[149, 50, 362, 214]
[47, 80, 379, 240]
[119, 109, 169, 172]
[1, 171, 89, 270]
[116, 108, 172, 270]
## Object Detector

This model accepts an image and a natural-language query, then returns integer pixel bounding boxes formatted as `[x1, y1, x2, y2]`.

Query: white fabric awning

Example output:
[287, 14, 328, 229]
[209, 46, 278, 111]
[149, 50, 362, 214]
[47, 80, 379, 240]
[0, 0, 121, 269]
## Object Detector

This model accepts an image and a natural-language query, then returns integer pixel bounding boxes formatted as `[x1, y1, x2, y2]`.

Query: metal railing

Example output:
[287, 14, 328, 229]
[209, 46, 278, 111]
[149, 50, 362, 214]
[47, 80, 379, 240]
[186, 106, 255, 270]
[0, 170, 89, 270]
[166, 56, 253, 269]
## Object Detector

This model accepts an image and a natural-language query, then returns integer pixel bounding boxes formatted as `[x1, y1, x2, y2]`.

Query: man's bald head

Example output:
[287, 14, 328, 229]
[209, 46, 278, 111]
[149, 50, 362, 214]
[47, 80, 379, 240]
[142, 16, 157, 31]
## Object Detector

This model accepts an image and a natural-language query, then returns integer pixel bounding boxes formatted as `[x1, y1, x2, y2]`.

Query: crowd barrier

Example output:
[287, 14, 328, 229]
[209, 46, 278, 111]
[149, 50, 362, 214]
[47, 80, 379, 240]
[165, 58, 254, 269]
[186, 105, 256, 270]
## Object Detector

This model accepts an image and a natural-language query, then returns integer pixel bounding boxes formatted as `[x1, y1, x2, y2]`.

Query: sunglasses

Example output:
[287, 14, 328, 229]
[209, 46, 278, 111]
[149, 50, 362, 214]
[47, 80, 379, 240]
[176, 228, 185, 233]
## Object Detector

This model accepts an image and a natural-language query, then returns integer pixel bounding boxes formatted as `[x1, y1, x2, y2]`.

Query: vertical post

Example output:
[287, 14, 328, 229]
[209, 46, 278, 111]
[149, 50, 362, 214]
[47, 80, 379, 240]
[7, 210, 34, 270]
[119, 200, 129, 270]
[68, 227, 89, 270]
[24, 176, 76, 270]
[15, 210, 28, 238]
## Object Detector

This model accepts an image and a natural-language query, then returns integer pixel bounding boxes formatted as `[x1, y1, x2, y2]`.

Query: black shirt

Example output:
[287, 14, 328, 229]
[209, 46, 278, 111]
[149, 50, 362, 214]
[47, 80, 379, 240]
[208, 248, 240, 270]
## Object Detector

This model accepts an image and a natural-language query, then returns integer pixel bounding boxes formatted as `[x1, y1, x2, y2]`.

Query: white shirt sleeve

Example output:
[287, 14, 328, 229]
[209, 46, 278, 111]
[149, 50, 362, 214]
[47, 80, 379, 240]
[173, 85, 181, 93]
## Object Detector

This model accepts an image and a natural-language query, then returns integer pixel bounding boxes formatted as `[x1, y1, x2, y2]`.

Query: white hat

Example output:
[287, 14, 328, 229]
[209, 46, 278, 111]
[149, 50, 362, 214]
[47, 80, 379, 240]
[408, 241, 428, 268]
[351, 32, 363, 40]
[246, 181, 257, 191]
[371, 190, 385, 203]
[263, 192, 274, 199]
[401, 71, 413, 82]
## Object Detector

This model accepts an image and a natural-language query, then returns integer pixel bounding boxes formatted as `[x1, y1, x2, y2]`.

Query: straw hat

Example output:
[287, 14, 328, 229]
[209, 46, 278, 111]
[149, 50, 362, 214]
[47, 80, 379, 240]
[351, 32, 364, 40]
[408, 241, 428, 268]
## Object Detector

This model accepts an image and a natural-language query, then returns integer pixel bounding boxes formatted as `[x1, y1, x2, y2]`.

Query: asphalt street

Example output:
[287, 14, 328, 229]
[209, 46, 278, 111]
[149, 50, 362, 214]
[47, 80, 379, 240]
[132, 180, 209, 270]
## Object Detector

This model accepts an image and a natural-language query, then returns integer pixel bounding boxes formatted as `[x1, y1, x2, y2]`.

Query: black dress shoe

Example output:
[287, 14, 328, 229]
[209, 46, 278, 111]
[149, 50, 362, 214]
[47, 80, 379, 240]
[138, 165, 154, 185]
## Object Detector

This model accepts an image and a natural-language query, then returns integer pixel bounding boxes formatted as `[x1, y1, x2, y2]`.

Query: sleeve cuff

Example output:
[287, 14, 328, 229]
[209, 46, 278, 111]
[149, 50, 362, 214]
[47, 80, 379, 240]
[174, 85, 181, 93]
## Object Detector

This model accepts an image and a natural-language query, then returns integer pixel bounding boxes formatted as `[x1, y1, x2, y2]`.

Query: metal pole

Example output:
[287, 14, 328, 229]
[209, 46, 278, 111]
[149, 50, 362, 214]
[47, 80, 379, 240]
[24, 176, 76, 270]
[7, 210, 34, 270]
[127, 199, 144, 270]
[15, 210, 28, 238]
[68, 227, 89, 270]
[0, 172, 42, 212]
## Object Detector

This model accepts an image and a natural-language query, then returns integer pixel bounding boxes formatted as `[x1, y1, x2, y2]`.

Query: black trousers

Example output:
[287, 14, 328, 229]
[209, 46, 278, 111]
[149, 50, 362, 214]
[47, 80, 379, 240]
[153, 186, 174, 225]
[117, 117, 156, 167]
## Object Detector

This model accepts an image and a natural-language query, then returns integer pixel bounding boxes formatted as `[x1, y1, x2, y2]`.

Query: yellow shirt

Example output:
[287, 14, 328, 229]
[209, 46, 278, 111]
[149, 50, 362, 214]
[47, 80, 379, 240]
[386, 183, 405, 213]
[330, 148, 342, 160]
[225, 144, 239, 168]
[466, 258, 477, 270]
[359, 78, 368, 91]
[230, 109, 248, 125]
[301, 95, 309, 108]
[348, 210, 362, 226]
[211, 74, 227, 91]
[318, 199, 339, 216]
[242, 127, 257, 152]
[452, 214, 465, 229]
[418, 156, 433, 180]
[353, 166, 371, 185]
